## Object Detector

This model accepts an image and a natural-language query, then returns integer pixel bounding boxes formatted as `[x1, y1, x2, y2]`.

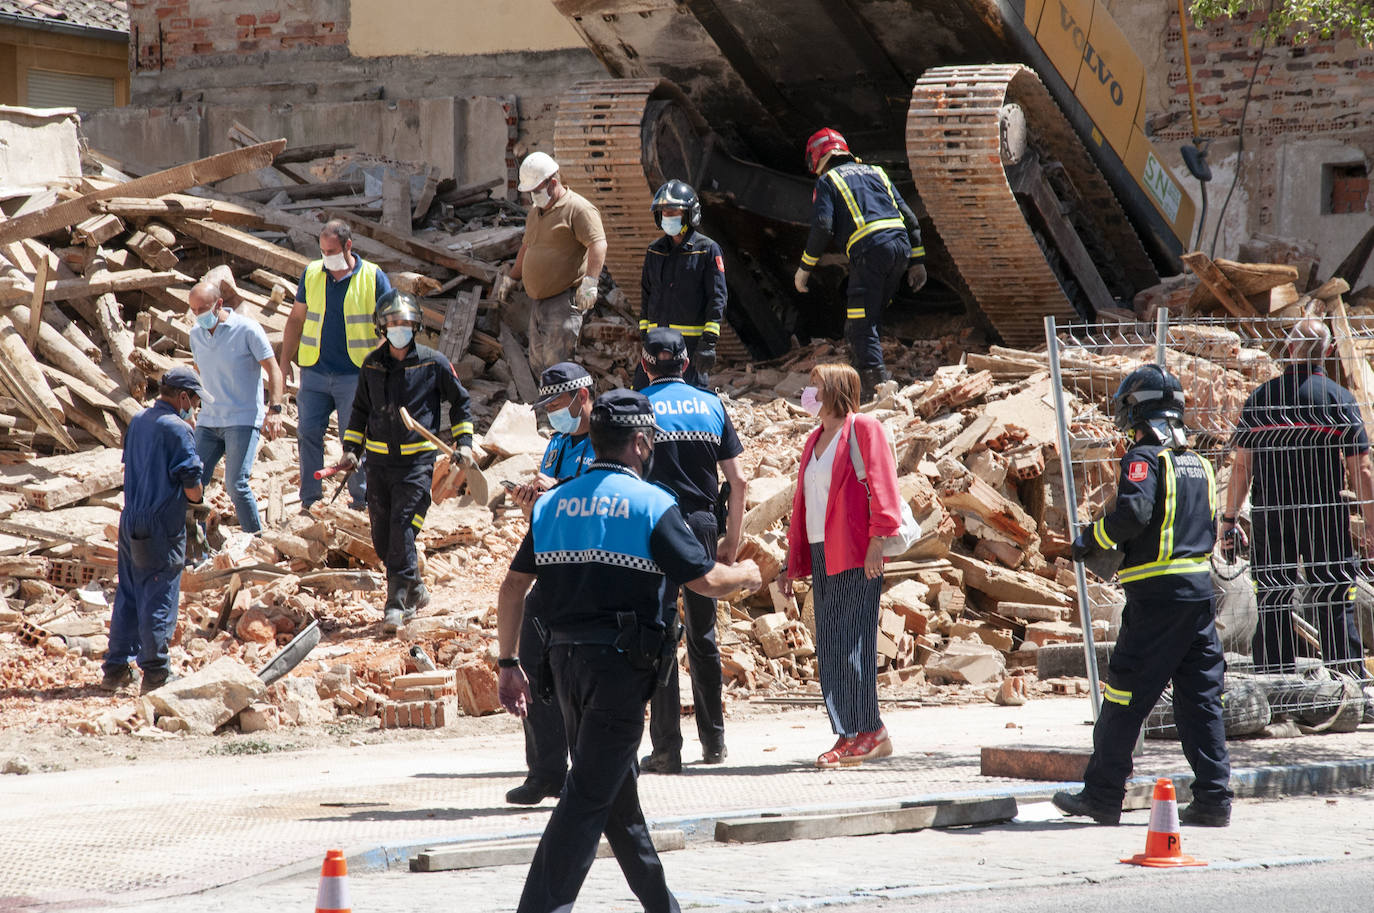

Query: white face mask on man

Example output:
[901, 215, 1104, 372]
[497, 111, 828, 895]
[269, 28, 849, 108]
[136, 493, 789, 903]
[322, 250, 350, 272]
[531, 187, 552, 209]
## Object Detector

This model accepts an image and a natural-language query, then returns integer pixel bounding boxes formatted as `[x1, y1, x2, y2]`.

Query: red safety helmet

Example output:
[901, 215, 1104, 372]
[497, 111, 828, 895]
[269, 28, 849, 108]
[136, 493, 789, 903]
[804, 128, 850, 174]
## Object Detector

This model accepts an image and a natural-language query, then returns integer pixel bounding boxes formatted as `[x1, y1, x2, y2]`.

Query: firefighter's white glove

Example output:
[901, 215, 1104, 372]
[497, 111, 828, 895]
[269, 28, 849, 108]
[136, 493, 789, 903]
[574, 276, 599, 312]
[794, 267, 810, 294]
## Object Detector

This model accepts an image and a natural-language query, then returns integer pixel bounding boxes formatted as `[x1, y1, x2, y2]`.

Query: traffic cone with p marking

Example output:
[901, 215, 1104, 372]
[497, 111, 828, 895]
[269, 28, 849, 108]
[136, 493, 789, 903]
[316, 848, 352, 913]
[1121, 778, 1206, 867]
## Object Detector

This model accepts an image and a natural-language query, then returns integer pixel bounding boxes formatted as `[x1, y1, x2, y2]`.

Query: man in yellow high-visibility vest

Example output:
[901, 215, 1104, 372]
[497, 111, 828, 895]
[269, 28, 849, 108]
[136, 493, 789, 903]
[280, 220, 393, 510]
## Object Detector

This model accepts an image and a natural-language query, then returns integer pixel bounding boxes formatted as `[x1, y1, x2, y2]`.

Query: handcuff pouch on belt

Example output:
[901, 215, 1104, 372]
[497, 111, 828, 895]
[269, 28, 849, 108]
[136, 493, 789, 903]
[613, 611, 680, 687]
[531, 616, 556, 705]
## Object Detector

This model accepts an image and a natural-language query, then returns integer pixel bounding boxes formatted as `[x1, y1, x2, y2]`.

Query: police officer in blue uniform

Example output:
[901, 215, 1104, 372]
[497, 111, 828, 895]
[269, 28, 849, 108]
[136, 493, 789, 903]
[635, 180, 727, 390]
[1055, 366, 1233, 828]
[101, 366, 206, 693]
[637, 329, 748, 772]
[505, 362, 598, 806]
[1224, 318, 1374, 678]
[496, 390, 762, 913]
[336, 290, 473, 633]
[794, 128, 926, 400]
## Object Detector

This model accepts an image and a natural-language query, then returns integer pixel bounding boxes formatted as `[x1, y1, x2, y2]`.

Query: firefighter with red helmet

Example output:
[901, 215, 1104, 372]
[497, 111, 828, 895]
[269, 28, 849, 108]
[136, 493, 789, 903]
[795, 128, 926, 399]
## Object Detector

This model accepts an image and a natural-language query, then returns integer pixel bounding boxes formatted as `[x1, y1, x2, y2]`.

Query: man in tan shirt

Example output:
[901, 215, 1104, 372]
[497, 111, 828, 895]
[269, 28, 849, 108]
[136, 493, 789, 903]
[508, 152, 608, 375]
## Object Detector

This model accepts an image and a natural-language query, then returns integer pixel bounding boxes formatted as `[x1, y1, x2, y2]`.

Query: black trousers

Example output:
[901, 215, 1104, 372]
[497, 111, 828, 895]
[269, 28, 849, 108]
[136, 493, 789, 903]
[518, 587, 568, 787]
[364, 459, 433, 588]
[1251, 507, 1366, 676]
[844, 233, 908, 373]
[518, 644, 679, 913]
[1082, 596, 1232, 810]
[648, 510, 724, 757]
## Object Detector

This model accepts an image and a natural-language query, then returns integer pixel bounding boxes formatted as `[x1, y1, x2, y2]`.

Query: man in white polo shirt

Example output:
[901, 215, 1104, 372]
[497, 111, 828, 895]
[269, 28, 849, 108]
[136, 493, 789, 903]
[186, 281, 284, 534]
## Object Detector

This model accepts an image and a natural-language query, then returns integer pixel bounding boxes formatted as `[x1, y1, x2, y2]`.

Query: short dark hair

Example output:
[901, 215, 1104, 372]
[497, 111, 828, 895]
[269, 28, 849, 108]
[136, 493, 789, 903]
[321, 220, 352, 246]
[589, 423, 652, 460]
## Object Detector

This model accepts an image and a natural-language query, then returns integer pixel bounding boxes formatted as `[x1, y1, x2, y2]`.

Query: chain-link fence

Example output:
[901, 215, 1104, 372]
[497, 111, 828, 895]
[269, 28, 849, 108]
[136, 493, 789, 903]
[1048, 313, 1373, 736]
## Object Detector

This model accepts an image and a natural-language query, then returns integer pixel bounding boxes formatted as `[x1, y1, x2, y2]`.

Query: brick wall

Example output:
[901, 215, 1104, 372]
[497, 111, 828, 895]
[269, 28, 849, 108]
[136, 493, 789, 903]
[1152, 8, 1374, 142]
[128, 0, 349, 71]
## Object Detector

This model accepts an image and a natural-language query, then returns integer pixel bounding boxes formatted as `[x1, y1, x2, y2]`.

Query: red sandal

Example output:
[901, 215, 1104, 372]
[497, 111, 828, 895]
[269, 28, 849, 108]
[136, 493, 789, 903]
[815, 735, 854, 769]
[839, 726, 892, 766]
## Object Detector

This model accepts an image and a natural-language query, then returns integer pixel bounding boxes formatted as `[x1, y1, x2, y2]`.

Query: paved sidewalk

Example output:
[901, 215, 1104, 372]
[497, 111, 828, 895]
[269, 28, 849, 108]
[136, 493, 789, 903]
[3, 696, 1373, 910]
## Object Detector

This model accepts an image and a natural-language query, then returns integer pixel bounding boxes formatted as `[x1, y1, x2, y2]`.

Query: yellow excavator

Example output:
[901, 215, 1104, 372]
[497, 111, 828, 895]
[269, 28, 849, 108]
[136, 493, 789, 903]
[549, 0, 1198, 353]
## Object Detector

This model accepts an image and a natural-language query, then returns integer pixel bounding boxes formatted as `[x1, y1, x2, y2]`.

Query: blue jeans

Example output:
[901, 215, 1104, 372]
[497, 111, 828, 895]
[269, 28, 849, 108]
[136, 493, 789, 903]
[297, 368, 365, 506]
[195, 424, 262, 533]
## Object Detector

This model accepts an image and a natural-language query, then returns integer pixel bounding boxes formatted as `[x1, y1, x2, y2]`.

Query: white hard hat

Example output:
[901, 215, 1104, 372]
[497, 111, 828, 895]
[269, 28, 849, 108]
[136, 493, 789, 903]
[518, 151, 559, 193]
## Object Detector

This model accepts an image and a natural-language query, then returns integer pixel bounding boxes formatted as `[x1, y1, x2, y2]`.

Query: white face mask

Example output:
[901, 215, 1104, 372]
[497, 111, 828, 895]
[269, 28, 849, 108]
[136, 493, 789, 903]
[661, 215, 683, 236]
[322, 251, 350, 272]
[386, 326, 414, 348]
[801, 386, 823, 417]
[531, 187, 552, 209]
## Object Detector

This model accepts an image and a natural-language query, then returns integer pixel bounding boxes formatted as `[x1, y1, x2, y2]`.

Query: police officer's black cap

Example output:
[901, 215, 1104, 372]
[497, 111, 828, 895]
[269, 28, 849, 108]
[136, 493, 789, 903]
[590, 389, 660, 431]
[641, 327, 688, 368]
[533, 362, 593, 407]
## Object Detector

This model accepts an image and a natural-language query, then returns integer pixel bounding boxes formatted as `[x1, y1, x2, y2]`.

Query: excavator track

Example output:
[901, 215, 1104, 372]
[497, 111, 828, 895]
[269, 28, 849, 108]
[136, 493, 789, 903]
[907, 65, 1156, 347]
[555, 79, 750, 360]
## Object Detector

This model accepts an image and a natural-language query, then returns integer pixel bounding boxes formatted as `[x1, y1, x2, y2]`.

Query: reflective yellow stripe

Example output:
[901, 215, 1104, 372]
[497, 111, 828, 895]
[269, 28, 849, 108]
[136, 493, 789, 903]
[451, 421, 473, 437]
[1348, 585, 1358, 601]
[1158, 450, 1176, 563]
[667, 323, 706, 336]
[343, 429, 364, 444]
[800, 252, 819, 267]
[827, 169, 864, 225]
[845, 217, 906, 254]
[398, 440, 437, 455]
[639, 319, 651, 330]
[846, 308, 866, 319]
[1093, 518, 1116, 550]
[1103, 685, 1133, 706]
[364, 439, 388, 455]
[411, 513, 425, 530]
[911, 245, 925, 258]
[703, 321, 720, 335]
[1117, 556, 1210, 583]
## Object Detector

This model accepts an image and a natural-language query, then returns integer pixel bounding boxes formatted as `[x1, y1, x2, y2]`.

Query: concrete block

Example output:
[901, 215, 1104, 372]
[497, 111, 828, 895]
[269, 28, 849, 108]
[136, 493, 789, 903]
[411, 829, 685, 873]
[713, 797, 1017, 844]
[979, 746, 1091, 781]
[926, 639, 1005, 685]
[1, 106, 82, 193]
[238, 701, 280, 733]
[145, 656, 267, 735]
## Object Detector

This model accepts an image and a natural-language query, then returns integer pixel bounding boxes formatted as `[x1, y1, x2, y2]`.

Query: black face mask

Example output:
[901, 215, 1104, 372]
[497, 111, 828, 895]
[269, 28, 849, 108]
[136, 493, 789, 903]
[637, 434, 655, 479]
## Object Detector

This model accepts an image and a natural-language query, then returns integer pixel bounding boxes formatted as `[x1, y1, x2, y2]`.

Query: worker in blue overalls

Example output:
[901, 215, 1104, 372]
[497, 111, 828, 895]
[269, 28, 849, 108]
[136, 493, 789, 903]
[635, 180, 728, 390]
[334, 290, 473, 633]
[496, 389, 762, 913]
[794, 128, 926, 400]
[504, 361, 597, 806]
[101, 366, 206, 693]
[1055, 365, 1233, 828]
[638, 328, 748, 772]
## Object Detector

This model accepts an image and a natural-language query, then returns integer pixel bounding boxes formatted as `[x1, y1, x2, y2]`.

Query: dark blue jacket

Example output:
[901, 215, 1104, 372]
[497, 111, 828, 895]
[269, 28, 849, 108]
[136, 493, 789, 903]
[344, 341, 472, 464]
[801, 160, 923, 267]
[640, 229, 727, 340]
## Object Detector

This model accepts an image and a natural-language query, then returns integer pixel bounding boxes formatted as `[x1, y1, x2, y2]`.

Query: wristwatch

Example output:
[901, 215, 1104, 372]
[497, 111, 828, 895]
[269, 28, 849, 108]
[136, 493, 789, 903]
[268, 404, 284, 414]
[497, 656, 520, 669]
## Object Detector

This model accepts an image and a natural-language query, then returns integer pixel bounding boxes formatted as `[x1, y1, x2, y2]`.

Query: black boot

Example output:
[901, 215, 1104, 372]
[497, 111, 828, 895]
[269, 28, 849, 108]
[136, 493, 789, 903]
[382, 578, 406, 634]
[859, 367, 888, 402]
[1051, 790, 1121, 825]
[404, 581, 430, 622]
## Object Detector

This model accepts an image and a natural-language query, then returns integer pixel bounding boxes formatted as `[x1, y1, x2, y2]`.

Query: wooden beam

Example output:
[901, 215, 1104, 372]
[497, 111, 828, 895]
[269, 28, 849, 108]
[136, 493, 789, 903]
[93, 292, 145, 400]
[0, 268, 182, 304]
[172, 217, 311, 278]
[1330, 294, 1374, 433]
[0, 140, 287, 245]
[1182, 251, 1259, 321]
[0, 314, 74, 450]
[24, 252, 48, 354]
[95, 195, 267, 228]
[324, 209, 498, 283]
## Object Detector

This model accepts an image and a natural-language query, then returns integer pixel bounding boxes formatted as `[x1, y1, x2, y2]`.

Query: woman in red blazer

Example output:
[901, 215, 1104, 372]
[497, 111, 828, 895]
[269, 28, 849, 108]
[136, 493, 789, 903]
[781, 363, 903, 768]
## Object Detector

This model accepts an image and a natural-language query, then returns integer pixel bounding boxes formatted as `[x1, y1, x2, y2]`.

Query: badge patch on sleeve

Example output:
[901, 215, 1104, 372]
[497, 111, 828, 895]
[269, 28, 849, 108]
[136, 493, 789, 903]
[1126, 460, 1149, 482]
[715, 255, 725, 273]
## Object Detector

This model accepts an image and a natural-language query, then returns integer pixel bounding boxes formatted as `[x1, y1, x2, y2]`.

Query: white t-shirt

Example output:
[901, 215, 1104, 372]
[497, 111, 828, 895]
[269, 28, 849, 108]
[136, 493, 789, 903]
[803, 431, 841, 544]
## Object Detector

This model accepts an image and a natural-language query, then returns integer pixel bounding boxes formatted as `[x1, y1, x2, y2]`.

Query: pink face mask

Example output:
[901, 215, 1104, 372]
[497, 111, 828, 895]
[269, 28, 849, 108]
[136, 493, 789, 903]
[800, 385, 823, 417]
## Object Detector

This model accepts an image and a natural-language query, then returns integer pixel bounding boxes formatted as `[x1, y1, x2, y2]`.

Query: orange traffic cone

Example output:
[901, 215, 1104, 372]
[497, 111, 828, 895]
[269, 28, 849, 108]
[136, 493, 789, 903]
[1121, 778, 1207, 867]
[315, 849, 352, 913]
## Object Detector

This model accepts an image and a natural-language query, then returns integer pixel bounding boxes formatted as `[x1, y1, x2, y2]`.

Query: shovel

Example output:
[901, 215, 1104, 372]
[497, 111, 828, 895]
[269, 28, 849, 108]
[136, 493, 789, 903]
[397, 406, 490, 505]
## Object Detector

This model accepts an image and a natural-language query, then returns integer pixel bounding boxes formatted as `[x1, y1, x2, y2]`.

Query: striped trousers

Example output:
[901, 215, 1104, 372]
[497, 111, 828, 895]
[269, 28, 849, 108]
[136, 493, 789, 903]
[810, 544, 883, 737]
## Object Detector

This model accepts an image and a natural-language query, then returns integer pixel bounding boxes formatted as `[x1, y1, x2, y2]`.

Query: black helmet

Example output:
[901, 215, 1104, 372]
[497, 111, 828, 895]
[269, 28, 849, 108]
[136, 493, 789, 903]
[374, 289, 423, 337]
[1111, 364, 1185, 432]
[651, 180, 701, 229]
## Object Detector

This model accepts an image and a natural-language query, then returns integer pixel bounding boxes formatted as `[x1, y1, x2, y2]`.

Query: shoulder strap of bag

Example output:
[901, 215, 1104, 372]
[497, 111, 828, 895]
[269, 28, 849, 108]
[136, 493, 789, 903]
[847, 415, 869, 485]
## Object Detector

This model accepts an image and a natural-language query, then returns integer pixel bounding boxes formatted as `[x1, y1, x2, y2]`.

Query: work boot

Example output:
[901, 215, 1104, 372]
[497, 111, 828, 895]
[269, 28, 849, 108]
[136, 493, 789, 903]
[1178, 801, 1231, 827]
[404, 581, 430, 622]
[858, 367, 889, 402]
[140, 669, 180, 694]
[701, 744, 729, 765]
[505, 778, 563, 805]
[640, 751, 682, 774]
[99, 664, 134, 692]
[382, 579, 406, 634]
[1051, 790, 1121, 825]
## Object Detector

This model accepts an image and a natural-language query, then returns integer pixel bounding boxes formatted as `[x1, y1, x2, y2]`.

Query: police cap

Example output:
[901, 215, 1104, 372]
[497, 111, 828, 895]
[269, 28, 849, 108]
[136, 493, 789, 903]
[161, 365, 214, 403]
[642, 327, 688, 371]
[534, 361, 593, 407]
[591, 389, 660, 431]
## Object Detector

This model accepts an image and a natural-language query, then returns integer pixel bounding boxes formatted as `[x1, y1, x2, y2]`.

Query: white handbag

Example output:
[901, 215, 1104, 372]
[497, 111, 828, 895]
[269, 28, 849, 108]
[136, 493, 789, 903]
[847, 417, 921, 558]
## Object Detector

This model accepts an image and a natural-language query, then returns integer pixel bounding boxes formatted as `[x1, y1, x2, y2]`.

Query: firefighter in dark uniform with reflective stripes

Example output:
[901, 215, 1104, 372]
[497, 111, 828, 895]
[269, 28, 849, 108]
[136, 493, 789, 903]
[336, 290, 473, 633]
[1054, 365, 1233, 828]
[505, 362, 598, 806]
[636, 180, 727, 390]
[1225, 317, 1374, 678]
[495, 390, 762, 913]
[637, 329, 747, 773]
[794, 128, 926, 399]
